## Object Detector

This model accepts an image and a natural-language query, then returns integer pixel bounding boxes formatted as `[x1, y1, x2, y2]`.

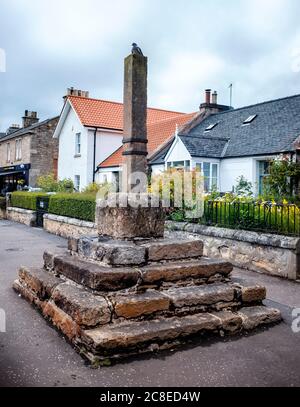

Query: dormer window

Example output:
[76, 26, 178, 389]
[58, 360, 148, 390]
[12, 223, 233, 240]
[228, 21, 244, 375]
[243, 114, 257, 125]
[205, 123, 218, 132]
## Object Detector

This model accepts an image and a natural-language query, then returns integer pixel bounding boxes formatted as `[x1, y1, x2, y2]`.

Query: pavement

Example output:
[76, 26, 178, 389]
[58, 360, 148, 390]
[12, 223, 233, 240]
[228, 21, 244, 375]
[0, 219, 300, 387]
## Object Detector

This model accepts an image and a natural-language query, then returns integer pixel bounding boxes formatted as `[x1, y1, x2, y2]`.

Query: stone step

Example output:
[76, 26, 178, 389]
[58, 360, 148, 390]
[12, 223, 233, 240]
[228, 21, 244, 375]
[111, 290, 170, 319]
[231, 277, 266, 303]
[139, 238, 204, 262]
[18, 266, 62, 300]
[53, 255, 140, 291]
[51, 283, 112, 327]
[238, 306, 282, 330]
[50, 254, 232, 291]
[162, 283, 235, 309]
[141, 258, 233, 285]
[80, 306, 281, 361]
[71, 235, 204, 266]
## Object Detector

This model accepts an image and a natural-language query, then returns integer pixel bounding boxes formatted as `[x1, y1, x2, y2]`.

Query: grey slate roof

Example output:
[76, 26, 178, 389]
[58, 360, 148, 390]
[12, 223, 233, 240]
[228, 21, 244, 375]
[0, 117, 58, 142]
[184, 94, 300, 158]
[180, 135, 229, 158]
[0, 132, 6, 139]
[150, 142, 172, 165]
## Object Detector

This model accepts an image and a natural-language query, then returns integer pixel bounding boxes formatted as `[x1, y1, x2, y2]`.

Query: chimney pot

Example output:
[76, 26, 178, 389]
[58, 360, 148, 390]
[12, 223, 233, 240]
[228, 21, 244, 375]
[205, 89, 211, 104]
[212, 91, 218, 105]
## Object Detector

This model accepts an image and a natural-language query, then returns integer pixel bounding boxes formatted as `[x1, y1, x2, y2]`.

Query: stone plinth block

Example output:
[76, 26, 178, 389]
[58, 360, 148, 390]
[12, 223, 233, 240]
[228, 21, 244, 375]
[96, 193, 165, 239]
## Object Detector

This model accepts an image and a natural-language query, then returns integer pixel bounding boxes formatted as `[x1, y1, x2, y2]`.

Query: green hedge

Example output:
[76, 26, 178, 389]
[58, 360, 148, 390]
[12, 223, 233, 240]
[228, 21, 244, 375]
[0, 197, 6, 210]
[11, 192, 49, 211]
[48, 193, 96, 222]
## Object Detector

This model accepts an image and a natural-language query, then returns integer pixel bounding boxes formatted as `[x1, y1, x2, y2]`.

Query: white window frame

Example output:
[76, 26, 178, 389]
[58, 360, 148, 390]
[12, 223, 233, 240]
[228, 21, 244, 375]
[196, 162, 219, 192]
[15, 139, 22, 161]
[75, 133, 81, 155]
[74, 175, 80, 191]
[6, 143, 11, 163]
[167, 160, 191, 170]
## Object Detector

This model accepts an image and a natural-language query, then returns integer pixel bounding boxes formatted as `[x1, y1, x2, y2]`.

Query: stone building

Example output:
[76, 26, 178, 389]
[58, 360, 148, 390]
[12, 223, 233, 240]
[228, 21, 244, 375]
[0, 111, 59, 193]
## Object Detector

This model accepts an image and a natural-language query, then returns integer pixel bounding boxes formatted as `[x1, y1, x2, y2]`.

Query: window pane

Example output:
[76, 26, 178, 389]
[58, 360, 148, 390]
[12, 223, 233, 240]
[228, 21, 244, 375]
[204, 177, 210, 192]
[172, 161, 185, 168]
[212, 164, 218, 178]
[211, 177, 218, 189]
[75, 133, 81, 154]
[203, 162, 210, 177]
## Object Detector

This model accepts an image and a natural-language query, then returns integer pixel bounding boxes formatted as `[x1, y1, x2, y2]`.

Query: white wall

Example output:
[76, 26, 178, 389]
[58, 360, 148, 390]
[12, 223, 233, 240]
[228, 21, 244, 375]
[58, 105, 123, 191]
[57, 107, 88, 190]
[86, 129, 122, 187]
[220, 157, 255, 193]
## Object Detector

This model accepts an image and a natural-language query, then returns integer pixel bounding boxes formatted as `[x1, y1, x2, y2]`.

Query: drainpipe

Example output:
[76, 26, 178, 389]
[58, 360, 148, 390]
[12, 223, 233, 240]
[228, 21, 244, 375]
[92, 127, 98, 183]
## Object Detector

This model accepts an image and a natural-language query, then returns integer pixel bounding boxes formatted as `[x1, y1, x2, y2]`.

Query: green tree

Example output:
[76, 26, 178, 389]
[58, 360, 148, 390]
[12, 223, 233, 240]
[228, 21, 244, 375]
[262, 159, 300, 200]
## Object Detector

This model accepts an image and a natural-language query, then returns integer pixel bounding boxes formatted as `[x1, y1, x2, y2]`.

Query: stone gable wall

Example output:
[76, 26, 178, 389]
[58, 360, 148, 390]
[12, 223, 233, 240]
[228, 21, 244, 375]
[29, 117, 59, 186]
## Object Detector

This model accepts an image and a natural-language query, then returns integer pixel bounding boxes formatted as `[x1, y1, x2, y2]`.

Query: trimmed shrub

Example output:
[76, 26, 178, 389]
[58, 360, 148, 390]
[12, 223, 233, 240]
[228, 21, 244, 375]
[11, 192, 49, 211]
[48, 193, 96, 222]
[0, 197, 6, 210]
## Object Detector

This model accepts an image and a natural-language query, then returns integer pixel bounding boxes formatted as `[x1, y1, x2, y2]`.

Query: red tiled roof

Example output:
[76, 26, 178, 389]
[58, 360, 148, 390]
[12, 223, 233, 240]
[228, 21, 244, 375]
[68, 95, 188, 129]
[99, 112, 196, 168]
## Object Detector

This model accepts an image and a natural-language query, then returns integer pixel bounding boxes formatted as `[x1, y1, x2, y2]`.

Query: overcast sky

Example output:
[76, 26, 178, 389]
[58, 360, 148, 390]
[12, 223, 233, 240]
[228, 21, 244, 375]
[1, 0, 300, 130]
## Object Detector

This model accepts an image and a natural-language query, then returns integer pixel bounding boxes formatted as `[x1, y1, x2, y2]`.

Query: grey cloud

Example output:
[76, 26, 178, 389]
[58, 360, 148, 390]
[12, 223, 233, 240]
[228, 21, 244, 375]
[1, 0, 300, 130]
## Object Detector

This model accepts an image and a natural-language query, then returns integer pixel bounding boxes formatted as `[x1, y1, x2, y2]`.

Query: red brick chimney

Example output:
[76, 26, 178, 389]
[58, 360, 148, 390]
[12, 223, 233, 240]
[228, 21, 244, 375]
[205, 89, 211, 104]
[199, 89, 231, 114]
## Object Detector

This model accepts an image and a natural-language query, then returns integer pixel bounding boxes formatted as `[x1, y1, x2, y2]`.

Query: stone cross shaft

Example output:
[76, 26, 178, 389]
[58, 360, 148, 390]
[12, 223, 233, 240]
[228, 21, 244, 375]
[122, 53, 148, 193]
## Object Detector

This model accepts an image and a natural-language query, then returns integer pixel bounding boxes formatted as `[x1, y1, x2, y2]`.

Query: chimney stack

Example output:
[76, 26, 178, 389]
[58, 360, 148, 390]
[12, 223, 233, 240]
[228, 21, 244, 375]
[66, 87, 89, 98]
[6, 124, 20, 135]
[22, 110, 39, 128]
[212, 91, 218, 105]
[199, 89, 232, 114]
[205, 89, 211, 104]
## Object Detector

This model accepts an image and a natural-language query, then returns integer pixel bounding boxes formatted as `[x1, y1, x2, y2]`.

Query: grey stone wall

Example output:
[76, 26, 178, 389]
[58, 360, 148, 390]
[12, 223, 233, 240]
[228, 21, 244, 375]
[43, 214, 96, 238]
[166, 221, 300, 280]
[6, 207, 36, 227]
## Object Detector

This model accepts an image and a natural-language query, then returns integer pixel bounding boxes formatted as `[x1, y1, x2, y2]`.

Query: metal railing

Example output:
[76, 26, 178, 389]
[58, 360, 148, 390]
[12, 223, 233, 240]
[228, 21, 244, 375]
[199, 200, 300, 236]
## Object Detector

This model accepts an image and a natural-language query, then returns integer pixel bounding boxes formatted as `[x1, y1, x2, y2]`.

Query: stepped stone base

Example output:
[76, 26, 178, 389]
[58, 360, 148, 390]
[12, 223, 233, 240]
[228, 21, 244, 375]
[13, 233, 282, 366]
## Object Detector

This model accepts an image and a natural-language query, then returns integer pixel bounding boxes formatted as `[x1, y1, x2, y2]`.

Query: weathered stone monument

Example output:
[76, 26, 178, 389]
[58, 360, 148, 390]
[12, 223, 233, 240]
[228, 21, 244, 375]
[96, 50, 165, 239]
[13, 47, 281, 366]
